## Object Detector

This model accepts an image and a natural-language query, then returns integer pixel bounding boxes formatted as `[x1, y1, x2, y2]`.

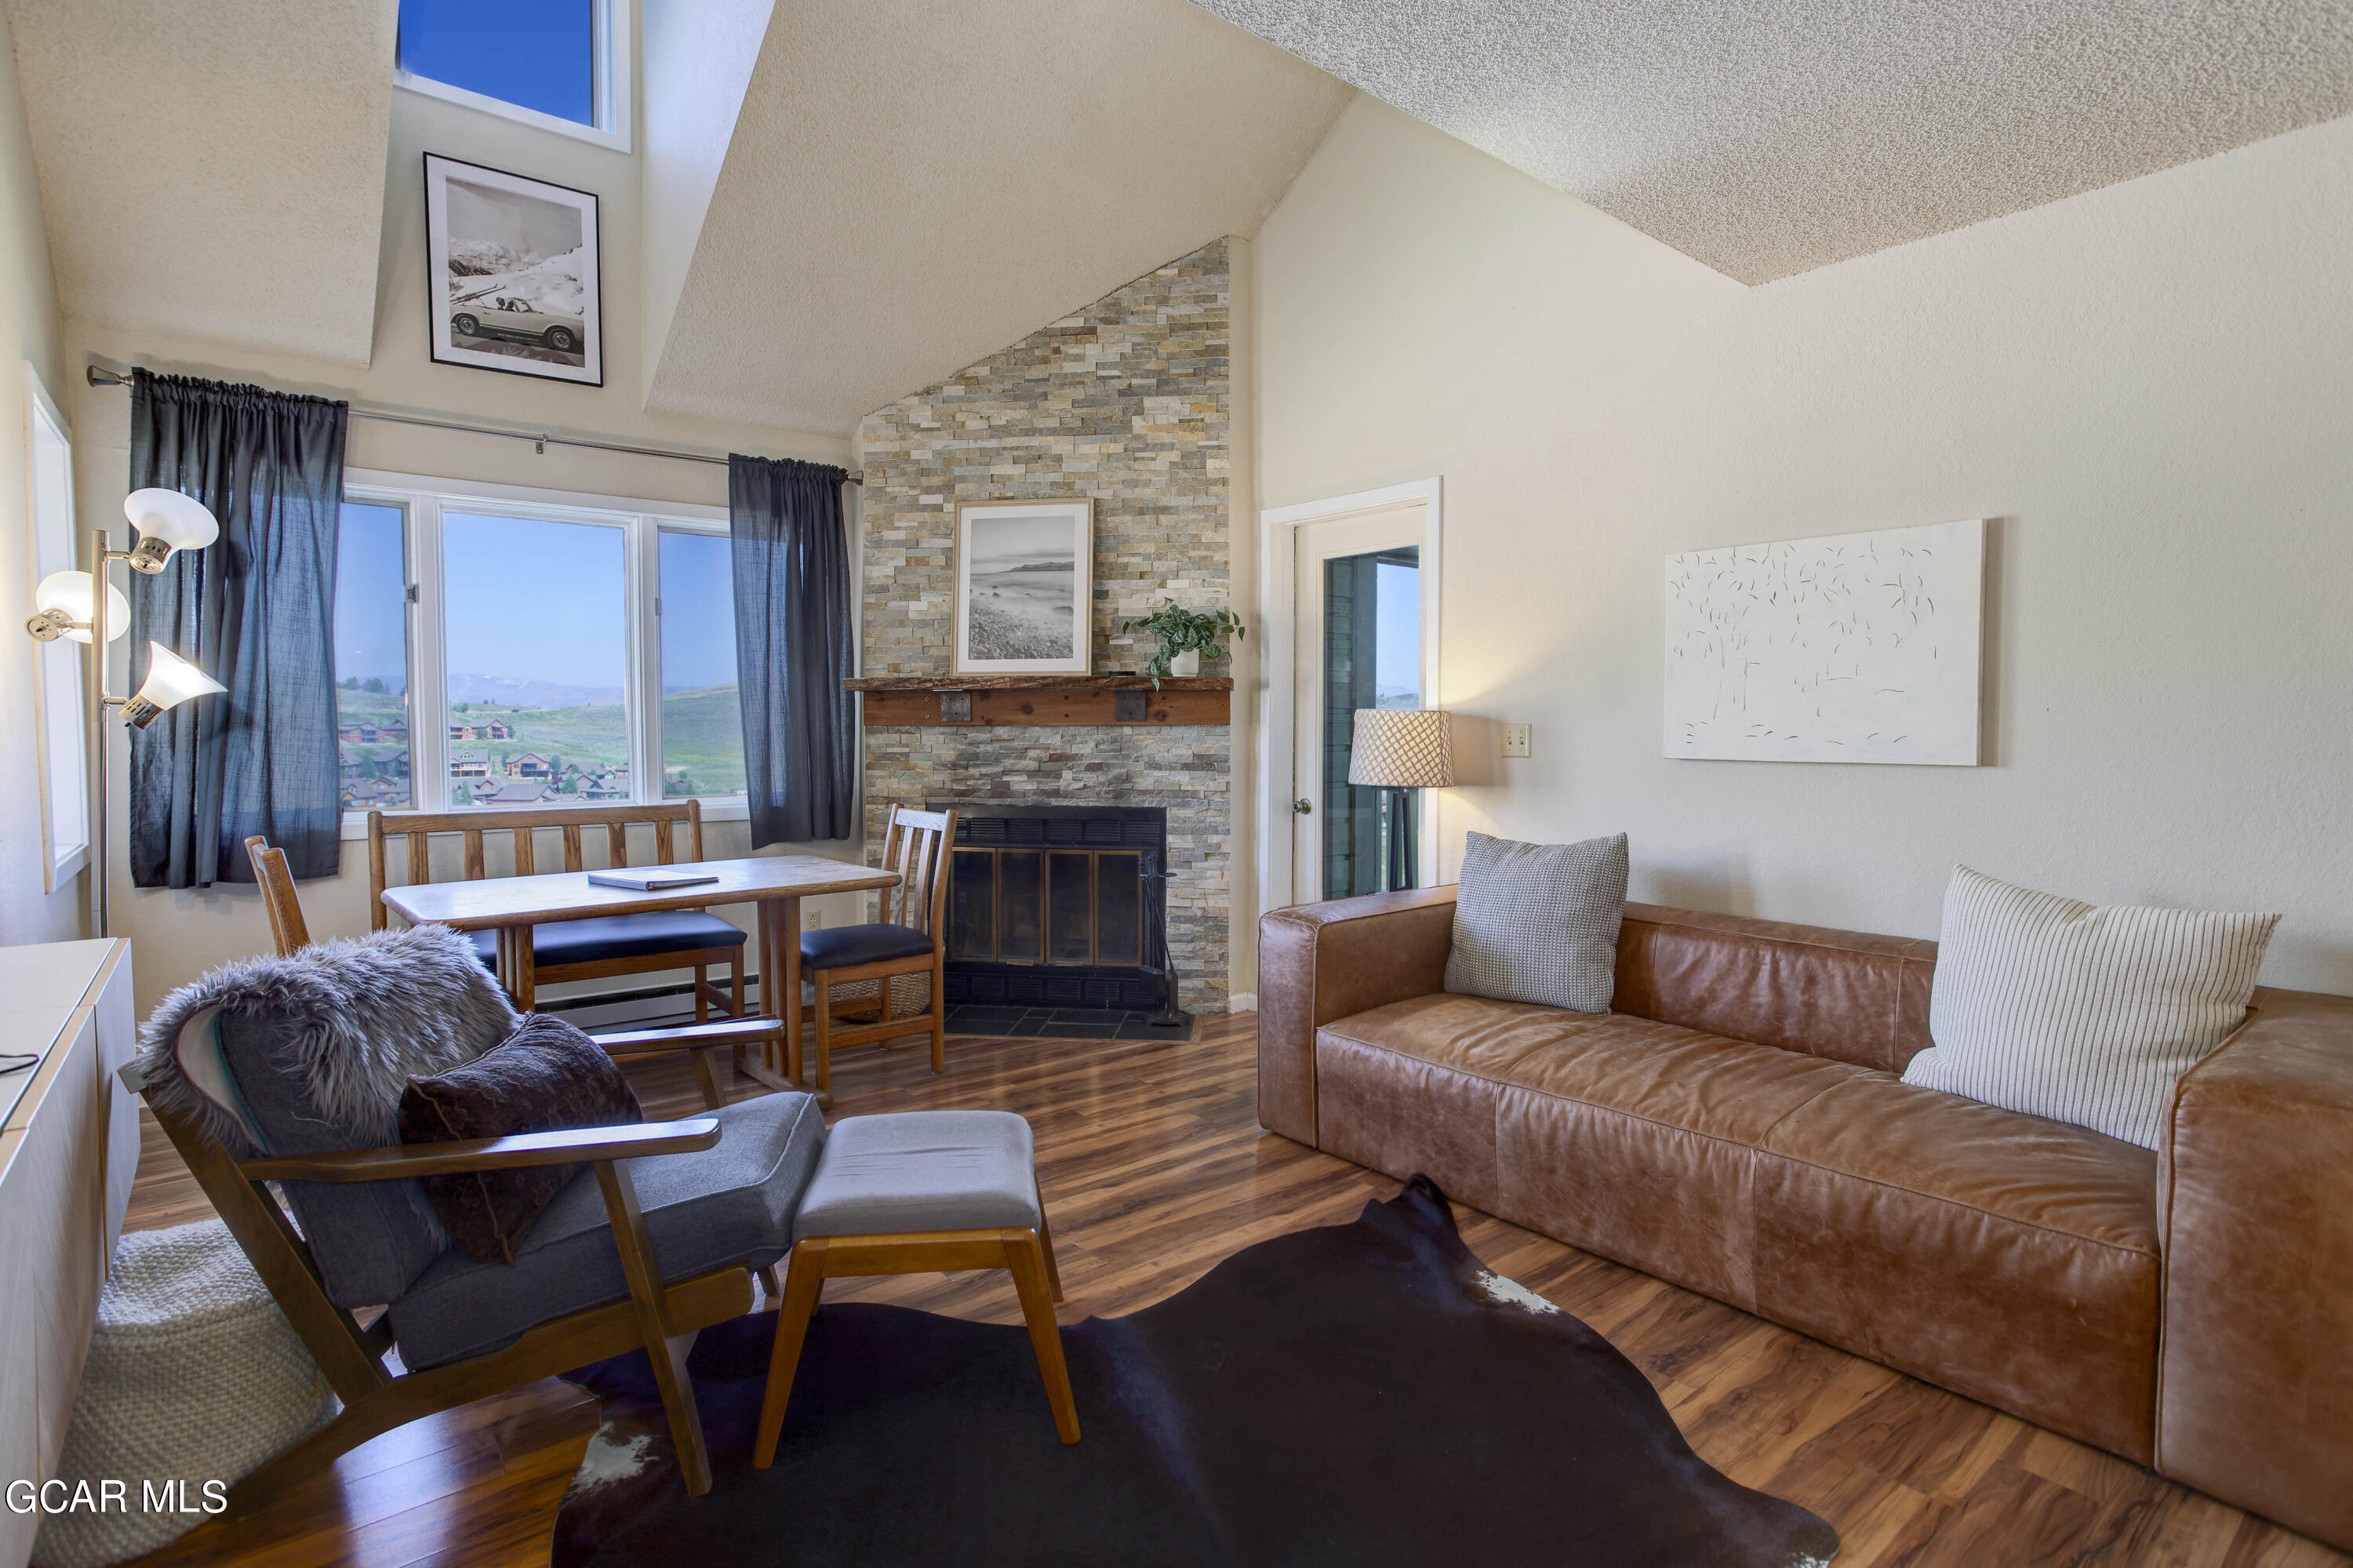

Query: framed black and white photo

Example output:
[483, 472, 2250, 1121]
[423, 153, 602, 386]
[952, 498, 1094, 675]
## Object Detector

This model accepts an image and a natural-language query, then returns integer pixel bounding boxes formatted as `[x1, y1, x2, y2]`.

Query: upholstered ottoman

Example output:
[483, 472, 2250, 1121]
[751, 1110, 1077, 1465]
[33, 1220, 335, 1568]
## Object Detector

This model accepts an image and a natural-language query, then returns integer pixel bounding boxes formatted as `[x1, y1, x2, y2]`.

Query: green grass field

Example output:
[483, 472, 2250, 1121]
[338, 684, 746, 800]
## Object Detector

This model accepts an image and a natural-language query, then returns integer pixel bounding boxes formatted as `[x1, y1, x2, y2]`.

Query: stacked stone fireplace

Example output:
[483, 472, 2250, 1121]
[853, 242, 1235, 1013]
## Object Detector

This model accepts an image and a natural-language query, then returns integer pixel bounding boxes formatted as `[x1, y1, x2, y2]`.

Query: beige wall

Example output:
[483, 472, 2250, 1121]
[65, 82, 860, 1012]
[1255, 96, 2353, 993]
[0, 0, 77, 948]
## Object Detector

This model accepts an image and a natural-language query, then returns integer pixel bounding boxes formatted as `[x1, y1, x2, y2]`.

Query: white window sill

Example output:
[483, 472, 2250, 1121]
[339, 797, 750, 841]
[395, 71, 631, 154]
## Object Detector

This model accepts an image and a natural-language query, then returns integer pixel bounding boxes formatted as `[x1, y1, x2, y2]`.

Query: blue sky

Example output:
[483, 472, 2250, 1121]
[398, 0, 594, 126]
[333, 504, 740, 693]
[1375, 558, 1420, 699]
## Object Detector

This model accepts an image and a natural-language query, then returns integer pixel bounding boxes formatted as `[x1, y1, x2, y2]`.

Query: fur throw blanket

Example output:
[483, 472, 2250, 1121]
[137, 924, 519, 1155]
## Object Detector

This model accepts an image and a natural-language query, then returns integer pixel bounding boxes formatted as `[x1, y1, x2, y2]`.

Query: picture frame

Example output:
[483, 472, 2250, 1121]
[951, 498, 1095, 675]
[423, 152, 603, 387]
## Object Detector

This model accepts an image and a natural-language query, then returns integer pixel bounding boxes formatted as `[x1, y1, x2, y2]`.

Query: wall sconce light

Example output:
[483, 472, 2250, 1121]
[20, 488, 225, 935]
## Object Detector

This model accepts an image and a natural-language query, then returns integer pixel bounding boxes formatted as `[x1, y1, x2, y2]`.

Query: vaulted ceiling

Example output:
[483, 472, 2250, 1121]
[644, 0, 1353, 431]
[1194, 0, 2353, 284]
[7, 0, 398, 366]
[2, 0, 1348, 433]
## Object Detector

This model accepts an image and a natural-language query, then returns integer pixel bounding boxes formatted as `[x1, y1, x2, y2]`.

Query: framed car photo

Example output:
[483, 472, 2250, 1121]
[423, 153, 602, 386]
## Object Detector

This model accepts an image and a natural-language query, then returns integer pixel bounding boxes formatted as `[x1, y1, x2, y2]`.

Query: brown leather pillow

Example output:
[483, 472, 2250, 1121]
[398, 1013, 643, 1264]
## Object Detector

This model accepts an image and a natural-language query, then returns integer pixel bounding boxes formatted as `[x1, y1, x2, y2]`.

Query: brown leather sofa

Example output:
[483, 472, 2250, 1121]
[1259, 887, 2353, 1549]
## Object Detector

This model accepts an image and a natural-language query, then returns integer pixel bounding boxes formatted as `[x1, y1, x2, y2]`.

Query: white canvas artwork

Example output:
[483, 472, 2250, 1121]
[1664, 518, 1985, 766]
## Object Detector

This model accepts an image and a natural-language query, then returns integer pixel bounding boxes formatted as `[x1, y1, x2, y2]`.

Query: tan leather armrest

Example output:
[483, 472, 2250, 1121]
[240, 1115, 723, 1183]
[2156, 986, 2353, 1548]
[1256, 886, 1459, 1144]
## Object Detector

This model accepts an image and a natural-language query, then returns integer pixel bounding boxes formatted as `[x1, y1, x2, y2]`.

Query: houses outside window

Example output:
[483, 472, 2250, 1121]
[333, 471, 747, 824]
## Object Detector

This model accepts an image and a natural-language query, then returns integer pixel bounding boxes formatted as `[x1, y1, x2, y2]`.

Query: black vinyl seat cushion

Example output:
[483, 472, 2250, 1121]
[801, 922, 935, 971]
[465, 911, 747, 970]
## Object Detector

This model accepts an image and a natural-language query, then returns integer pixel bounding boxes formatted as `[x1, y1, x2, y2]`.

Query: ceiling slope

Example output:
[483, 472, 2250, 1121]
[1193, 0, 2353, 285]
[646, 0, 1353, 432]
[5, 0, 396, 364]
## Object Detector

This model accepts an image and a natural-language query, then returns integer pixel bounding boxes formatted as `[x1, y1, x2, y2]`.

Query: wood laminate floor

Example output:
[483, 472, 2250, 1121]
[122, 1013, 2346, 1568]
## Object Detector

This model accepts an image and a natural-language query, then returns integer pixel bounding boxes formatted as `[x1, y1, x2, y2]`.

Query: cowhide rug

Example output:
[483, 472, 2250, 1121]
[552, 1176, 1838, 1566]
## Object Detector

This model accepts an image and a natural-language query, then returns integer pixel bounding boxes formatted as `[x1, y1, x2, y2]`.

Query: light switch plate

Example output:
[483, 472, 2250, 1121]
[1502, 722, 1533, 758]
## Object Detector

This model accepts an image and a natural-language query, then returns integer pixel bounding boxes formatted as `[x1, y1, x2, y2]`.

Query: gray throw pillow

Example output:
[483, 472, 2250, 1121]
[1444, 831, 1629, 1013]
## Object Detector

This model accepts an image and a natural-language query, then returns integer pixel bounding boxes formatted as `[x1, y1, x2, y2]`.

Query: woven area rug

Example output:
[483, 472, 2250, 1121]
[552, 1177, 1838, 1566]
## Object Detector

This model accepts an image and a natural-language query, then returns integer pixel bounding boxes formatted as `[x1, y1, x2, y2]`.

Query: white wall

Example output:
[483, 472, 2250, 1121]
[66, 80, 862, 1013]
[0, 0, 78, 948]
[1255, 97, 2353, 994]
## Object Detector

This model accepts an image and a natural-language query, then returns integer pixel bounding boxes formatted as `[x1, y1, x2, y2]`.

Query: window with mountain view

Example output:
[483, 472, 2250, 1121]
[333, 482, 741, 818]
[657, 529, 746, 798]
[442, 511, 630, 809]
[333, 501, 413, 810]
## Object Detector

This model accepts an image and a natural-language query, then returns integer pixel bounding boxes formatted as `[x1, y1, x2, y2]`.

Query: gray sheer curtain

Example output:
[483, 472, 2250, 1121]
[128, 370, 347, 886]
[729, 454, 855, 846]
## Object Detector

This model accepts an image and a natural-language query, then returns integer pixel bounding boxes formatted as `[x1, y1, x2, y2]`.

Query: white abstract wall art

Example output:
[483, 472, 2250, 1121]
[1664, 518, 1985, 766]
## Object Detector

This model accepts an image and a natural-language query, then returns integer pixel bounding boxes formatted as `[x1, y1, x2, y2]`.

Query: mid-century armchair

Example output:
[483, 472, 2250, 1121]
[135, 1006, 818, 1505]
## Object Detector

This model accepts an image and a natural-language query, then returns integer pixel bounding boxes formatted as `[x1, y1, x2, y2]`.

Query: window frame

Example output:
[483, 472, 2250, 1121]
[339, 466, 740, 838]
[394, 0, 633, 155]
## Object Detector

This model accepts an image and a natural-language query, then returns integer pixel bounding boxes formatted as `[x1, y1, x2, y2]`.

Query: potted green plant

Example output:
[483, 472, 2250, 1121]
[1122, 599, 1246, 686]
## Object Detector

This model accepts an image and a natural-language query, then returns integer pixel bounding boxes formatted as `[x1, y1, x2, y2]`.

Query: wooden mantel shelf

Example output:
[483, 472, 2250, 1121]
[845, 674, 1231, 727]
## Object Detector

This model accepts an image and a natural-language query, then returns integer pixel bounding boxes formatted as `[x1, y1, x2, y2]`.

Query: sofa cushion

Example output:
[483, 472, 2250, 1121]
[1754, 1071, 2161, 1461]
[1444, 831, 1627, 1013]
[1323, 995, 1872, 1311]
[387, 1090, 825, 1370]
[1902, 865, 2279, 1148]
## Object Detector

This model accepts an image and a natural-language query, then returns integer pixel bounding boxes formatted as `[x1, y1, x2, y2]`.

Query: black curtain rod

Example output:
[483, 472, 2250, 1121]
[85, 365, 860, 483]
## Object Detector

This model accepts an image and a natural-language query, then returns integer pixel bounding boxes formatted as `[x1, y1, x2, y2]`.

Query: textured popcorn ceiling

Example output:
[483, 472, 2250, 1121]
[5, 0, 396, 365]
[1191, 0, 2353, 283]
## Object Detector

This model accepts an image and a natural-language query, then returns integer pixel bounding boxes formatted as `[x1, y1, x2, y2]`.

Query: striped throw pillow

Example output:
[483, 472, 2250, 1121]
[1443, 831, 1628, 1013]
[1901, 866, 2279, 1148]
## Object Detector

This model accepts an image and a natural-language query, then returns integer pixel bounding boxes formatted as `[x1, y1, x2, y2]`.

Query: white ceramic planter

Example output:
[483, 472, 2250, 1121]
[1168, 649, 1202, 678]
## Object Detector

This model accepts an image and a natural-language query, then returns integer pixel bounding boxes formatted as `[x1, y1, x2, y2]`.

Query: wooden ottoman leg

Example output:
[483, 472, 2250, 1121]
[755, 1242, 829, 1469]
[1006, 1231, 1080, 1444]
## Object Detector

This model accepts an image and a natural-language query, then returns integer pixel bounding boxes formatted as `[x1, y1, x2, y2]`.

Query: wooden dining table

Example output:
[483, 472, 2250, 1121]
[378, 855, 902, 1092]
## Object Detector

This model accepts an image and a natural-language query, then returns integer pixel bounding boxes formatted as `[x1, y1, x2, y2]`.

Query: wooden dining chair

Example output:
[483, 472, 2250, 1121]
[244, 835, 311, 957]
[800, 805, 958, 1093]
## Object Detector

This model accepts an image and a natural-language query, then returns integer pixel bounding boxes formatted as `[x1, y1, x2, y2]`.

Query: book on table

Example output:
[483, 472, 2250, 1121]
[587, 869, 721, 892]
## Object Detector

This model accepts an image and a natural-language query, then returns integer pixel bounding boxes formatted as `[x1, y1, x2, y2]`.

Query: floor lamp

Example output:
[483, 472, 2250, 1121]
[24, 488, 225, 937]
[1347, 708, 1456, 892]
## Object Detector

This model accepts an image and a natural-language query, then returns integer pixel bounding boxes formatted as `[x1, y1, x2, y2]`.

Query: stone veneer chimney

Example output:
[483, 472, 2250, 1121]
[853, 242, 1235, 1010]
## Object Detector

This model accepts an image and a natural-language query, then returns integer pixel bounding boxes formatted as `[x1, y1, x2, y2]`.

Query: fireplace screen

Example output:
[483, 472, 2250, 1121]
[941, 806, 1169, 1010]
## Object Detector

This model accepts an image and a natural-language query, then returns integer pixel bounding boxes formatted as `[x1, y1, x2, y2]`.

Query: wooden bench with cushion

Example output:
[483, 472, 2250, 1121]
[369, 802, 747, 1019]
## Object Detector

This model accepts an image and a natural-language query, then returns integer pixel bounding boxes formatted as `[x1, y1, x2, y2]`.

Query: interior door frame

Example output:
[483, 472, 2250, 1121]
[1257, 477, 1443, 917]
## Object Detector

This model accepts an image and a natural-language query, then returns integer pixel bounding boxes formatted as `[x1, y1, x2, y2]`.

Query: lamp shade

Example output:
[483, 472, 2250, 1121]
[123, 488, 220, 552]
[120, 641, 225, 728]
[32, 569, 129, 642]
[1347, 708, 1456, 788]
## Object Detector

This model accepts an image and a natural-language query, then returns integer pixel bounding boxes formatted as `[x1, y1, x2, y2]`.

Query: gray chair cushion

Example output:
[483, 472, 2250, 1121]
[387, 1090, 827, 1370]
[463, 912, 747, 971]
[1443, 830, 1630, 1014]
[218, 1006, 454, 1309]
[801, 922, 935, 970]
[794, 1111, 1040, 1241]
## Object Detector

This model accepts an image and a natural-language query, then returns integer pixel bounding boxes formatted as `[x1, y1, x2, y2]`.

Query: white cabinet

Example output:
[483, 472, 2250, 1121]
[0, 940, 134, 1568]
